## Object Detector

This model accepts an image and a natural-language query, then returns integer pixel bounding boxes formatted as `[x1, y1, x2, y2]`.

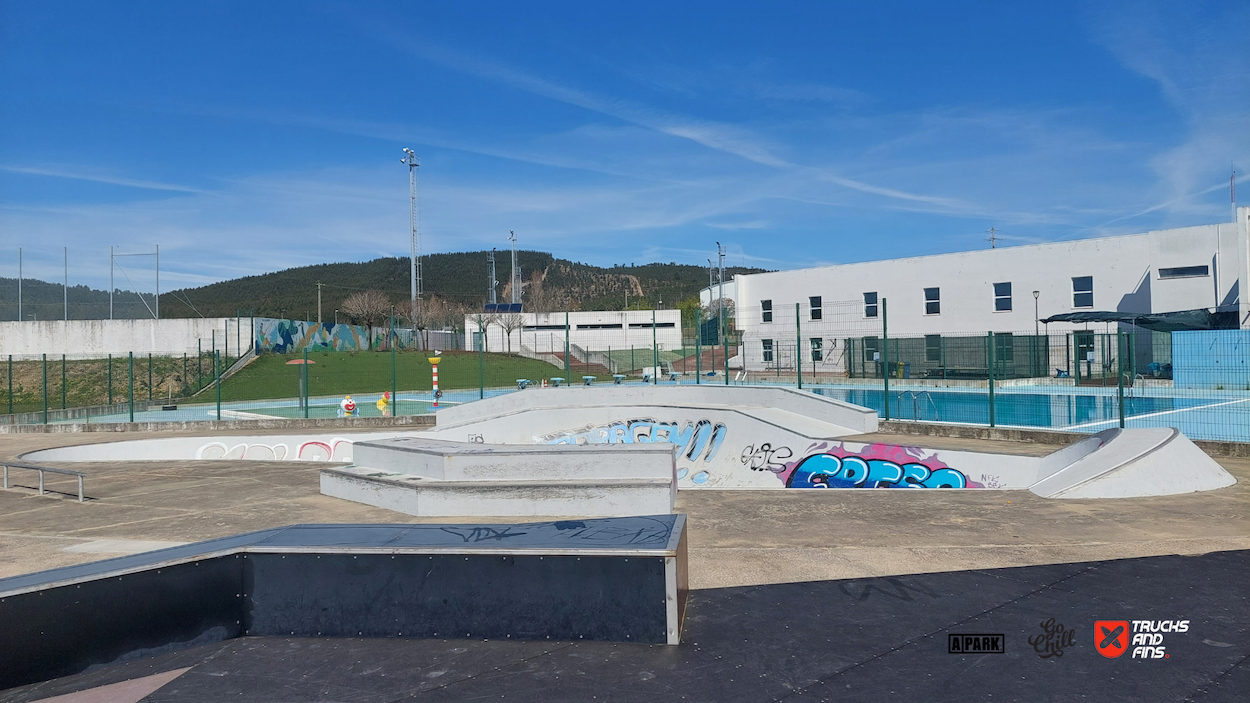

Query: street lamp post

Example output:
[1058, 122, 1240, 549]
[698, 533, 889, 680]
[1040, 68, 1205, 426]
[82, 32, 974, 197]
[1033, 291, 1040, 336]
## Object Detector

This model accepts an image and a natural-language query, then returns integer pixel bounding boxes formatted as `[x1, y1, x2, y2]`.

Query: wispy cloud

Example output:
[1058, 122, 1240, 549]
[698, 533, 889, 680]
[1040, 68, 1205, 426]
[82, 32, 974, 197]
[0, 165, 206, 193]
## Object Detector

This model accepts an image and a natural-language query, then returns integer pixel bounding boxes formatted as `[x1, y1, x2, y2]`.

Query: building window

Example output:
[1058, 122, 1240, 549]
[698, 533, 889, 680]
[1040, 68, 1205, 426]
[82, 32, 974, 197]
[761, 299, 773, 323]
[1159, 265, 1209, 279]
[994, 282, 1012, 312]
[809, 296, 822, 320]
[762, 339, 774, 363]
[1072, 276, 1093, 308]
[810, 338, 823, 362]
[864, 292, 878, 318]
[1075, 331, 1095, 362]
[862, 336, 879, 362]
[924, 287, 941, 315]
[925, 335, 941, 362]
[994, 332, 1015, 362]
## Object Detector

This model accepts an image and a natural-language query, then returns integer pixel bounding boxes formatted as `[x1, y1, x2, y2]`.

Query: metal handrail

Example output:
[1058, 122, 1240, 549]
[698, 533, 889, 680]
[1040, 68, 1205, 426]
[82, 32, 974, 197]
[897, 390, 939, 422]
[2, 461, 86, 503]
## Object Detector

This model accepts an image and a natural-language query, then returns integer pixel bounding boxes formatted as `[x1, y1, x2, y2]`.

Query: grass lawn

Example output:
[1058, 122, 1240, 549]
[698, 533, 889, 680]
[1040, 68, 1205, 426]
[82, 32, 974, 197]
[217, 350, 570, 402]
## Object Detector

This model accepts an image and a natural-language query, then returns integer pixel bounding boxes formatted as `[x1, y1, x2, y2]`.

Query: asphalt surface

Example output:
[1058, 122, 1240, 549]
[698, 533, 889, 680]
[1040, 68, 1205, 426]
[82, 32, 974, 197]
[1, 550, 1245, 702]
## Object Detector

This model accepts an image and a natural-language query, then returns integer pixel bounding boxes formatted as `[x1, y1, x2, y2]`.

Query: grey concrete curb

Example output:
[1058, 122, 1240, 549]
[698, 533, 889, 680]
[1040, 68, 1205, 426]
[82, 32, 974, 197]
[877, 420, 1250, 458]
[0, 414, 437, 435]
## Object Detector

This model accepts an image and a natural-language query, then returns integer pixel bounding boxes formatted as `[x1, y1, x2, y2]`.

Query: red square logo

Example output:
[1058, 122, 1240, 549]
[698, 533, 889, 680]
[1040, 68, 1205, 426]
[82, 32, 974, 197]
[1095, 620, 1130, 658]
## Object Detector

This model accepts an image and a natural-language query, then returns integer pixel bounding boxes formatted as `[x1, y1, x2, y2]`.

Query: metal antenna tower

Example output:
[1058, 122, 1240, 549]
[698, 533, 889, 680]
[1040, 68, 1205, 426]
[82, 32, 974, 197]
[1233, 167, 1238, 223]
[487, 249, 498, 305]
[986, 227, 999, 249]
[401, 148, 421, 316]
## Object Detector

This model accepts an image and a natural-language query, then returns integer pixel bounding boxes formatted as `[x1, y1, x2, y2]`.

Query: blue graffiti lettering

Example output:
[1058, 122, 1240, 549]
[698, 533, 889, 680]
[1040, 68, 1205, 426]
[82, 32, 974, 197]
[786, 454, 967, 489]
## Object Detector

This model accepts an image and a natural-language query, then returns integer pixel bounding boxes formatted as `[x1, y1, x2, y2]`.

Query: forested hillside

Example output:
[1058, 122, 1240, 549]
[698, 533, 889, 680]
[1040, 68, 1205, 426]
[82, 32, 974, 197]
[0, 252, 765, 323]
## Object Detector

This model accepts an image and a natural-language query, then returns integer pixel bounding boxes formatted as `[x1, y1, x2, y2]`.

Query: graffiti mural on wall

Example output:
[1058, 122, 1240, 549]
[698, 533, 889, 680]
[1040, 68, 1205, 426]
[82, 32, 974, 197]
[255, 318, 378, 353]
[540, 418, 727, 484]
[741, 440, 976, 489]
[196, 437, 353, 462]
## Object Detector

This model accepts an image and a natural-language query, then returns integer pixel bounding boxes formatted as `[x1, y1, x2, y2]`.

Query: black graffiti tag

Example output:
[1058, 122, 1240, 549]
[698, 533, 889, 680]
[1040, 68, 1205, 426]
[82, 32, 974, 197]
[740, 443, 794, 473]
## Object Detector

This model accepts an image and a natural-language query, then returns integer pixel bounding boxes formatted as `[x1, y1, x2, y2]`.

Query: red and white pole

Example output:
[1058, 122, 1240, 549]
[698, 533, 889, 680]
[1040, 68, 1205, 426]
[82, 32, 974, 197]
[429, 355, 442, 410]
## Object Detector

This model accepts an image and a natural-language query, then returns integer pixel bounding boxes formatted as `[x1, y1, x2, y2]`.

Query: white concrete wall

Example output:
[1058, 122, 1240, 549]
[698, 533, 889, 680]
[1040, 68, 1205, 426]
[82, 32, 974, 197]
[0, 318, 249, 358]
[732, 215, 1250, 373]
[465, 309, 683, 353]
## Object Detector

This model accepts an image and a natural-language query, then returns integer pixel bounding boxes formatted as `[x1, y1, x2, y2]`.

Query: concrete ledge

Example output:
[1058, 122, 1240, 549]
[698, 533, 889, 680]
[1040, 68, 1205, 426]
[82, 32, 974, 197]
[322, 466, 676, 518]
[0, 517, 688, 688]
[353, 437, 677, 481]
[0, 414, 436, 435]
[879, 420, 1250, 458]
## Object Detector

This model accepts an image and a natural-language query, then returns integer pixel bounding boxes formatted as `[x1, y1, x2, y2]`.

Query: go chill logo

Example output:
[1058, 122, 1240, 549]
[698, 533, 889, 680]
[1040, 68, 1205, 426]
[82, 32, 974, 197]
[1095, 620, 1188, 659]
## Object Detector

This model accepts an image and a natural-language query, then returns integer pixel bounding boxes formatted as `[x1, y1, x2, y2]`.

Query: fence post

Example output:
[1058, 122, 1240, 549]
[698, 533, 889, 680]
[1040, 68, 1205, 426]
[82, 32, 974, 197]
[987, 332, 996, 427]
[695, 308, 702, 384]
[148, 352, 153, 401]
[564, 313, 571, 383]
[215, 350, 221, 422]
[128, 351, 134, 423]
[722, 307, 729, 385]
[1117, 328, 1125, 429]
[477, 314, 484, 399]
[882, 298, 890, 421]
[7, 355, 11, 415]
[42, 353, 48, 424]
[652, 309, 659, 385]
[796, 303, 802, 390]
[197, 340, 202, 390]
[108, 353, 113, 405]
[61, 354, 67, 410]
[303, 346, 310, 419]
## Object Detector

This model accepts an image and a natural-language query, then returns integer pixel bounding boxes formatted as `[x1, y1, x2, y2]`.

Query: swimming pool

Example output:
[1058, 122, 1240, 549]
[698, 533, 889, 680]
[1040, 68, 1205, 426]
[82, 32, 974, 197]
[810, 385, 1250, 443]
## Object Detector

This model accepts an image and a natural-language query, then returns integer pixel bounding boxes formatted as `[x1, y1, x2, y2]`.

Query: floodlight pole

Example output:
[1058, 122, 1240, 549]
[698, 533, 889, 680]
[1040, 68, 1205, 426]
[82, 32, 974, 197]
[63, 247, 68, 321]
[155, 244, 159, 320]
[17, 248, 21, 322]
[109, 246, 113, 320]
[402, 148, 421, 319]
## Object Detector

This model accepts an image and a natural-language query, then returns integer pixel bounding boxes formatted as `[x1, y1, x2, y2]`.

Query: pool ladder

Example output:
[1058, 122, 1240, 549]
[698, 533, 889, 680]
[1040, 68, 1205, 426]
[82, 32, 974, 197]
[897, 390, 939, 422]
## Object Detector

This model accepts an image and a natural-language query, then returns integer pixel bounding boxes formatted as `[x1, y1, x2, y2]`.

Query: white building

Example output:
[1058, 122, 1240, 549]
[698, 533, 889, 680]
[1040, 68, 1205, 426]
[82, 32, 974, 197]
[732, 209, 1250, 375]
[465, 309, 683, 356]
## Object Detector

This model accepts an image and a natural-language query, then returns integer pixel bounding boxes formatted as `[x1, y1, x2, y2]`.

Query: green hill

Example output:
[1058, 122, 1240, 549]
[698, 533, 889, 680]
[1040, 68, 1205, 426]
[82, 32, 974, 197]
[0, 251, 765, 322]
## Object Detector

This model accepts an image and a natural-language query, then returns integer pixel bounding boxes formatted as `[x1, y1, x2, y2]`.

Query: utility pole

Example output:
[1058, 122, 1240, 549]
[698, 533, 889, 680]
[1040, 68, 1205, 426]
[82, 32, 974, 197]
[63, 247, 68, 321]
[716, 243, 726, 333]
[109, 245, 113, 319]
[487, 249, 498, 304]
[508, 230, 519, 305]
[154, 244, 159, 320]
[401, 148, 421, 319]
[986, 227, 999, 249]
[316, 282, 323, 324]
[17, 247, 21, 322]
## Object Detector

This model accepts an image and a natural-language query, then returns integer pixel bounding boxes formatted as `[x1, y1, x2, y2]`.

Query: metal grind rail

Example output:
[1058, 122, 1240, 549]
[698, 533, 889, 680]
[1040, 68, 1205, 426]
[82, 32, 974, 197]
[1, 462, 86, 502]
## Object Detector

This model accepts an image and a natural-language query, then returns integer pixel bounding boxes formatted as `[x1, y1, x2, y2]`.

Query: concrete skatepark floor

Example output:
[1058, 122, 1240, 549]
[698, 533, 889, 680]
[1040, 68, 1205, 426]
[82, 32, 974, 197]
[1, 427, 1249, 700]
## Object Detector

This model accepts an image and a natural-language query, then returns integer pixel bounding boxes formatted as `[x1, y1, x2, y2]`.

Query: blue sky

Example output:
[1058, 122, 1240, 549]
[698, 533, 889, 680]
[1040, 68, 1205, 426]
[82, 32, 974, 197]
[1, 1, 1247, 292]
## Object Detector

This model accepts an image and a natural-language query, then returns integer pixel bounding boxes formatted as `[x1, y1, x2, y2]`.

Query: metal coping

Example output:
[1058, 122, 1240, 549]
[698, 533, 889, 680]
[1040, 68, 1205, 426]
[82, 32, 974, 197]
[0, 515, 684, 598]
